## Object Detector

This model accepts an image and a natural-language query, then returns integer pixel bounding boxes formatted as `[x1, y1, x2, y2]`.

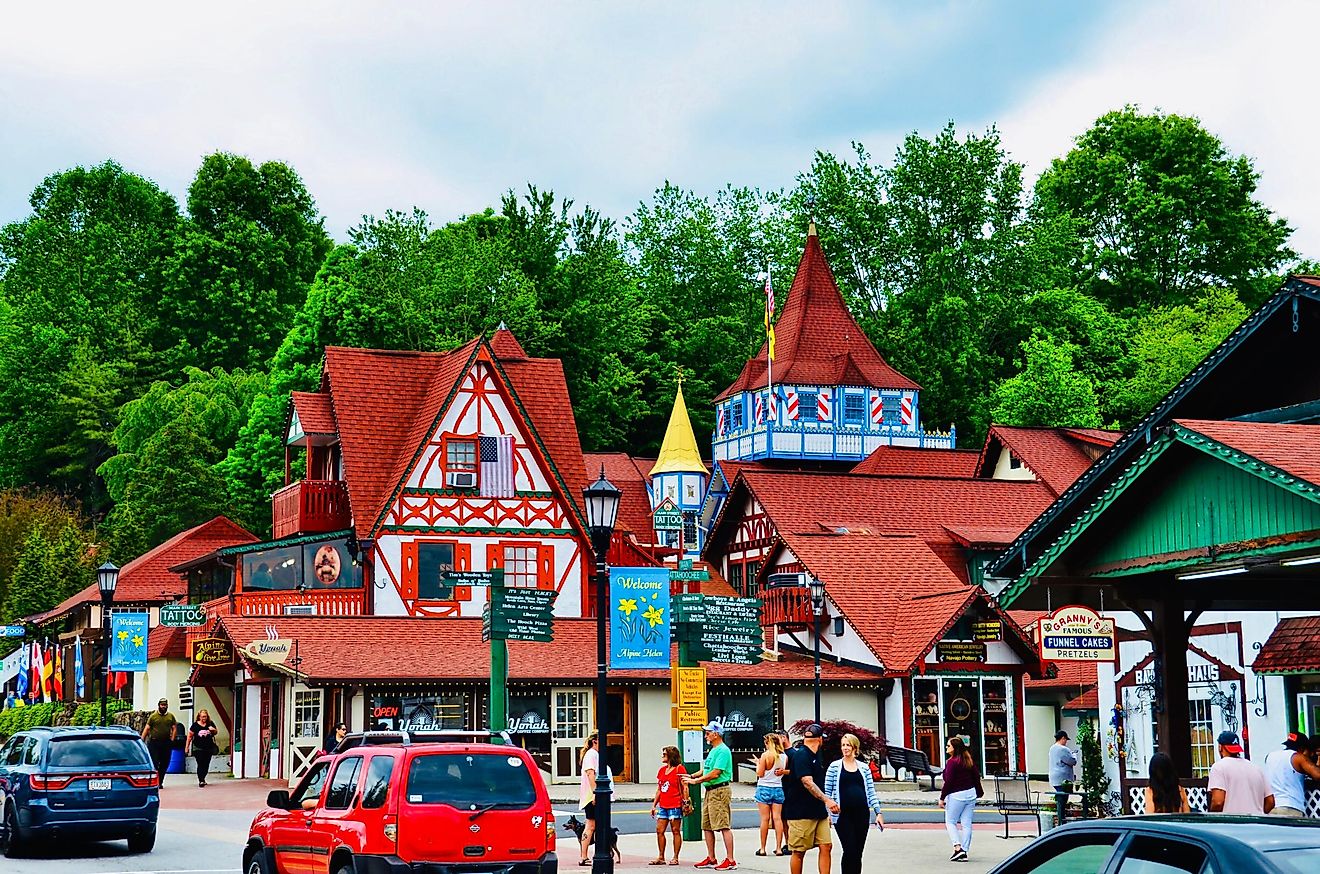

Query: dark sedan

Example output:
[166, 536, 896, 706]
[987, 815, 1320, 874]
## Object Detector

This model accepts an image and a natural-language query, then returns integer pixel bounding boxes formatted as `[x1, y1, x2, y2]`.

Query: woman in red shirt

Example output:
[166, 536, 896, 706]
[650, 745, 689, 865]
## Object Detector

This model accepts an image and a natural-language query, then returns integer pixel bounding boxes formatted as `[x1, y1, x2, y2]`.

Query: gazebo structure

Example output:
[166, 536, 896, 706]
[992, 277, 1320, 779]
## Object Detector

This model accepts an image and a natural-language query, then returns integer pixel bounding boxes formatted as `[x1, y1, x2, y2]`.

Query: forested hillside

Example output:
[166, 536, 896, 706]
[0, 108, 1305, 628]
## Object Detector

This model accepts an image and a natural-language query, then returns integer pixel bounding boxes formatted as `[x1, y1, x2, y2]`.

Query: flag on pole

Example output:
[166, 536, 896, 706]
[52, 644, 63, 700]
[40, 642, 53, 701]
[763, 271, 776, 361]
[16, 638, 29, 700]
[30, 641, 41, 701]
[74, 635, 85, 699]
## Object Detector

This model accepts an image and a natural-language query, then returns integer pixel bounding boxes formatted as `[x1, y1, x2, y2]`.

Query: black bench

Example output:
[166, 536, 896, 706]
[885, 745, 942, 790]
[993, 772, 1044, 839]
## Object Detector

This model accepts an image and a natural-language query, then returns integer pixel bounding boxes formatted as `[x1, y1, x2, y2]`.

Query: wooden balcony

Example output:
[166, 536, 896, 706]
[272, 480, 351, 539]
[236, 589, 366, 617]
[762, 585, 814, 628]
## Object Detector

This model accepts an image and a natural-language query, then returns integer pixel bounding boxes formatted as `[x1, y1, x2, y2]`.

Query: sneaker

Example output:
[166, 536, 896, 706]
[694, 859, 717, 869]
[950, 847, 962, 861]
[953, 849, 969, 863]
[715, 861, 738, 871]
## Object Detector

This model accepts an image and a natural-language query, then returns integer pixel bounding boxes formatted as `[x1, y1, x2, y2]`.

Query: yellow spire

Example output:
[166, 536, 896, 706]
[650, 380, 708, 476]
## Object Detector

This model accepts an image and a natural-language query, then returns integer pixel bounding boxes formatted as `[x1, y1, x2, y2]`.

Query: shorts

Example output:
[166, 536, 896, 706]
[701, 784, 733, 831]
[1272, 806, 1305, 818]
[787, 818, 832, 852]
[656, 806, 684, 820]
[583, 802, 597, 821]
[754, 785, 785, 805]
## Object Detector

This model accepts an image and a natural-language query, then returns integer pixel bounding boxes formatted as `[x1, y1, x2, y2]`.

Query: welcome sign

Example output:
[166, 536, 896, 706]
[609, 566, 671, 669]
[1039, 606, 1116, 661]
[109, 612, 149, 672]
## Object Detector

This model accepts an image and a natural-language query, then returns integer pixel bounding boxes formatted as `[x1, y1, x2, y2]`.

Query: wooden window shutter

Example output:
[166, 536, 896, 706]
[455, 543, 473, 601]
[400, 541, 419, 601]
[537, 544, 554, 591]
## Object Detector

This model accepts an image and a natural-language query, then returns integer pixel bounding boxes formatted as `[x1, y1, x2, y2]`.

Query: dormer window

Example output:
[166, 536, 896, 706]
[881, 395, 901, 426]
[444, 437, 478, 489]
[844, 393, 865, 425]
[1009, 454, 1022, 470]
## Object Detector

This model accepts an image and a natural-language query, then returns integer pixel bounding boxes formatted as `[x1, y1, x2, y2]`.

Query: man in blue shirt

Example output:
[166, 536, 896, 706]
[1049, 730, 1077, 823]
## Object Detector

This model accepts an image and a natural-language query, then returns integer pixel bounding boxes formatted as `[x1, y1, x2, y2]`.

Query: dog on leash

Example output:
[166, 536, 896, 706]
[562, 814, 621, 862]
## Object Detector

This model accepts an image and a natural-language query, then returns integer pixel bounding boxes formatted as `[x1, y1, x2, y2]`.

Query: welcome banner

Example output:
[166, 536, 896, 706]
[609, 567, 671, 670]
[109, 612, 149, 672]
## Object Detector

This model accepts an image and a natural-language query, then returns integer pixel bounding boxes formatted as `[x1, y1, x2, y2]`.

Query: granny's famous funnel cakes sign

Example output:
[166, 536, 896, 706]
[1039, 606, 1115, 661]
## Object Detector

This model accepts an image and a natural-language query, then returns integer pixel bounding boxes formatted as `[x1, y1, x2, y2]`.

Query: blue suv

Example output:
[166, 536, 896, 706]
[0, 725, 160, 857]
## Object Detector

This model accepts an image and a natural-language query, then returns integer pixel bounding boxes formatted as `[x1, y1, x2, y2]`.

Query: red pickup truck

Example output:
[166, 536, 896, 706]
[244, 738, 557, 874]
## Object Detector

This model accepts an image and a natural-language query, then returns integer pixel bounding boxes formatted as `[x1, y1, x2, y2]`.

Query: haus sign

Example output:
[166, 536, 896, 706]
[1039, 606, 1115, 662]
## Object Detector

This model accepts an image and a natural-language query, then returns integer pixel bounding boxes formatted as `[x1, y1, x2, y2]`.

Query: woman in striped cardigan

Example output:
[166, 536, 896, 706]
[824, 734, 884, 874]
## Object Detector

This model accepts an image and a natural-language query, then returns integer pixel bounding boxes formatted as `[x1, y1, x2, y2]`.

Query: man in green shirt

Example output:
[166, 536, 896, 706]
[141, 698, 178, 786]
[682, 721, 736, 870]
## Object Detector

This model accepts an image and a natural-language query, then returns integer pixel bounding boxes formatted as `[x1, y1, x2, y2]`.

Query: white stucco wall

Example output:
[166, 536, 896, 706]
[783, 688, 879, 734]
[636, 687, 675, 784]
[134, 658, 193, 717]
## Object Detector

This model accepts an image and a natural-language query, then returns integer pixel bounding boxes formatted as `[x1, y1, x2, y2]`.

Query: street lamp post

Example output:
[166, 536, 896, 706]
[97, 562, 119, 727]
[808, 576, 825, 724]
[582, 469, 621, 874]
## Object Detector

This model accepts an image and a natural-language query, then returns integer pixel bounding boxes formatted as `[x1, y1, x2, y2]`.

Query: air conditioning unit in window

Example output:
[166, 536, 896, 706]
[283, 604, 314, 616]
[446, 471, 477, 489]
[766, 572, 805, 589]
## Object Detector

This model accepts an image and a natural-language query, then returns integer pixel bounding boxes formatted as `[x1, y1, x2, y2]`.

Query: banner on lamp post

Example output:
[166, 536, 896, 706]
[109, 612, 149, 672]
[609, 566, 671, 669]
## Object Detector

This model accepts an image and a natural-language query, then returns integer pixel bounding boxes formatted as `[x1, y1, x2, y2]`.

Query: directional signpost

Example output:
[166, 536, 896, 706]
[483, 569, 557, 733]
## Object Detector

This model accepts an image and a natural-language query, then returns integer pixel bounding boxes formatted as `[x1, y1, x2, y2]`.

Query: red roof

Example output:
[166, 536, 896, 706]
[1253, 616, 1320, 674]
[717, 229, 919, 399]
[852, 446, 980, 478]
[1175, 420, 1320, 489]
[148, 626, 187, 661]
[322, 336, 589, 538]
[214, 615, 883, 685]
[291, 391, 336, 435]
[584, 453, 655, 541]
[976, 426, 1117, 497]
[1063, 688, 1098, 711]
[490, 326, 528, 359]
[717, 470, 1055, 582]
[31, 516, 257, 624]
[943, 525, 1030, 548]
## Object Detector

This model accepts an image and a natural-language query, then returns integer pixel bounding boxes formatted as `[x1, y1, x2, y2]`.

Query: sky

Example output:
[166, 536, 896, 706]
[3, 1, 1319, 256]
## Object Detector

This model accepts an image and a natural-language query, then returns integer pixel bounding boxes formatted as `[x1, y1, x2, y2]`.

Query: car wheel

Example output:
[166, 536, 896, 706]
[127, 829, 156, 853]
[2, 802, 26, 859]
[246, 849, 270, 874]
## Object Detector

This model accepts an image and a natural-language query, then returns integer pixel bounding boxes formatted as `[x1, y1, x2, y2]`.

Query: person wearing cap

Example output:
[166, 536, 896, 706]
[142, 697, 178, 786]
[1264, 732, 1320, 816]
[1048, 730, 1077, 823]
[682, 721, 736, 870]
[1207, 730, 1274, 814]
[782, 723, 837, 874]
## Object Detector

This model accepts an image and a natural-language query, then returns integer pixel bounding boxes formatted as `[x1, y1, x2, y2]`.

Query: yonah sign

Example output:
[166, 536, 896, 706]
[1039, 606, 1115, 661]
[244, 638, 293, 665]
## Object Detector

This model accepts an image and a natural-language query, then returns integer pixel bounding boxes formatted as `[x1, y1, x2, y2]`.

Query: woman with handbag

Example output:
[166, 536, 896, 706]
[185, 709, 220, 788]
[650, 745, 688, 865]
[937, 737, 983, 863]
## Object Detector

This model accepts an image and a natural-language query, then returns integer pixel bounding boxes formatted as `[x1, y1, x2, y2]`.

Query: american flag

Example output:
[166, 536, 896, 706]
[479, 434, 515, 498]
[901, 396, 915, 427]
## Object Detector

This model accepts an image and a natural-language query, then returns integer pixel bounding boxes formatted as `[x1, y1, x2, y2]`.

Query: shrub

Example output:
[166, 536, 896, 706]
[1077, 718, 1112, 817]
[72, 699, 132, 726]
[0, 702, 60, 738]
[789, 718, 886, 768]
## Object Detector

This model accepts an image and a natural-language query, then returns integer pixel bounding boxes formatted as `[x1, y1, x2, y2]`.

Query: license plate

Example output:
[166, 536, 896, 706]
[88, 778, 112, 791]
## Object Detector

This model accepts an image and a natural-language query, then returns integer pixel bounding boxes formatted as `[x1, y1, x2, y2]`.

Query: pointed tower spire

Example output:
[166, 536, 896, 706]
[650, 380, 707, 476]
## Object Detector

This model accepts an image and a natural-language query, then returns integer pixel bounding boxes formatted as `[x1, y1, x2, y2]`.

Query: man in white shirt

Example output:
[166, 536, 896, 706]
[1207, 731, 1275, 815]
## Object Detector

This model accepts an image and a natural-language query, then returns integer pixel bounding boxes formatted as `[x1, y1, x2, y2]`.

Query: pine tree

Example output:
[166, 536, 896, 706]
[1076, 717, 1111, 817]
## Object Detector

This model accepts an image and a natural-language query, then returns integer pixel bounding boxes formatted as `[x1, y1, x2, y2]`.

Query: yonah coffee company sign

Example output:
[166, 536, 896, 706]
[244, 638, 293, 665]
[1039, 606, 1115, 661]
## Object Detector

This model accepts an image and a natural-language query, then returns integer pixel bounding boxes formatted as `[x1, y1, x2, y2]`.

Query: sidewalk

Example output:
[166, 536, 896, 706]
[549, 779, 953, 805]
[609, 824, 1033, 872]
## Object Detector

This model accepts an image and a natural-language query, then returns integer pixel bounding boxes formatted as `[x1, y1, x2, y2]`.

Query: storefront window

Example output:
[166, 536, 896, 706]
[242, 540, 362, 591]
[369, 692, 470, 731]
[293, 690, 322, 740]
[912, 676, 1014, 776]
[709, 693, 776, 752]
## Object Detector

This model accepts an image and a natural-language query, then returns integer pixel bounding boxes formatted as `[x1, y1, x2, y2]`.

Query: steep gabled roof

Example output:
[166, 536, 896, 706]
[584, 452, 655, 541]
[31, 517, 257, 625]
[1173, 419, 1320, 489]
[709, 469, 1056, 581]
[976, 425, 1118, 497]
[994, 277, 1320, 583]
[853, 446, 980, 478]
[290, 391, 336, 435]
[717, 226, 919, 400]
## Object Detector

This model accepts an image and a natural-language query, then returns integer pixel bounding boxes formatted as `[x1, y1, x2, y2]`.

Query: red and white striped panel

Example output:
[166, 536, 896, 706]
[900, 395, 915, 427]
[817, 389, 832, 421]
[785, 388, 799, 420]
[754, 393, 765, 424]
[870, 391, 884, 426]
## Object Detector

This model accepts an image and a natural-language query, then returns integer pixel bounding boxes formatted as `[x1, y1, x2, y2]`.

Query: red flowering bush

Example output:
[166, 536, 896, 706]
[790, 718, 886, 768]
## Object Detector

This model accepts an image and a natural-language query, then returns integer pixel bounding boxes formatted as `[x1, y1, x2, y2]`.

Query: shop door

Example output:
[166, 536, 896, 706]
[941, 679, 982, 770]
[605, 690, 635, 783]
[551, 688, 592, 783]
[259, 684, 273, 779]
[289, 688, 324, 785]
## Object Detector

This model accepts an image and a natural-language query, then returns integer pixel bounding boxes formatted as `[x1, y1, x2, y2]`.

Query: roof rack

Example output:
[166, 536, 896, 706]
[332, 729, 513, 754]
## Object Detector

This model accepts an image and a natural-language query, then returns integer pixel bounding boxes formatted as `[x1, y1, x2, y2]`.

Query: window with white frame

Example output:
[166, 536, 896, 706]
[1189, 699, 1216, 777]
[503, 544, 539, 589]
[554, 691, 591, 740]
[293, 690, 322, 740]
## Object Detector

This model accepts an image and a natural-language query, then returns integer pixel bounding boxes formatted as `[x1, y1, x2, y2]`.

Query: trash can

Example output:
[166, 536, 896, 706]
[168, 747, 186, 774]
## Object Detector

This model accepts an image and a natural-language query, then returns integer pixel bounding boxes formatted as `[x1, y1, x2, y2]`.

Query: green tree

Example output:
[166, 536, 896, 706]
[3, 522, 95, 623]
[0, 490, 85, 621]
[1035, 106, 1293, 311]
[1111, 286, 1248, 423]
[158, 153, 332, 372]
[990, 331, 1103, 428]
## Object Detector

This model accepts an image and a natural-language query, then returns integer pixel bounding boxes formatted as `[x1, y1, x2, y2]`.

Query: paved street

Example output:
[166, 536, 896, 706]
[4, 778, 1040, 874]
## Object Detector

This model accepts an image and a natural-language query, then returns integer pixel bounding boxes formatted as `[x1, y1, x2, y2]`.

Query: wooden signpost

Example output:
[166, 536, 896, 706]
[482, 569, 557, 732]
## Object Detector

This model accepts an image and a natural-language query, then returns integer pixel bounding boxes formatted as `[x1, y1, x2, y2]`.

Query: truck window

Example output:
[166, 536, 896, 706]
[362, 756, 394, 809]
[406, 752, 535, 808]
[292, 760, 331, 806]
[325, 756, 364, 810]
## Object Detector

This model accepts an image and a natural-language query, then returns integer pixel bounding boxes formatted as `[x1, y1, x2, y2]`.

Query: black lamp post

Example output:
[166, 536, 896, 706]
[582, 468, 621, 874]
[97, 561, 119, 727]
[808, 576, 825, 724]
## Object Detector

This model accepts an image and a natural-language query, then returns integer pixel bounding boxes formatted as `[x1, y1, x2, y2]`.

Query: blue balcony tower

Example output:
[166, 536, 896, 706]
[713, 222, 954, 464]
[649, 380, 709, 558]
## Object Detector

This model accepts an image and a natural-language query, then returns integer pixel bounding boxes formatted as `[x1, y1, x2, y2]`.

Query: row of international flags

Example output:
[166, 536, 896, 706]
[12, 638, 130, 704]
